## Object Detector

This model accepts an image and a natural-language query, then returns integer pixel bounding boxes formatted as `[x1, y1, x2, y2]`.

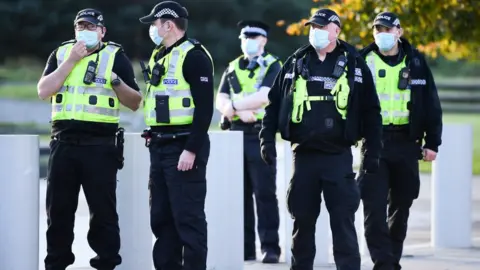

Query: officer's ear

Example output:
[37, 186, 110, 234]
[397, 27, 404, 38]
[100, 26, 106, 38]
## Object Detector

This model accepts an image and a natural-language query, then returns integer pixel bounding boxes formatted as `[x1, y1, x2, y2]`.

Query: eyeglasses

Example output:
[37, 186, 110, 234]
[74, 23, 98, 31]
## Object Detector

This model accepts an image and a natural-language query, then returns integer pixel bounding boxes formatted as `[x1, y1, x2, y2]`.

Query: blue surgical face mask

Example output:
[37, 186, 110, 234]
[241, 39, 260, 56]
[374, 32, 397, 52]
[149, 25, 163, 46]
[309, 28, 331, 50]
[76, 30, 100, 49]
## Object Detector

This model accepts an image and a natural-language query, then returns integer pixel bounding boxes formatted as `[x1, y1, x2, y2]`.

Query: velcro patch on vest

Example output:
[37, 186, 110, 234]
[163, 78, 178, 85]
[410, 79, 426, 85]
[95, 78, 107, 84]
[284, 73, 294, 79]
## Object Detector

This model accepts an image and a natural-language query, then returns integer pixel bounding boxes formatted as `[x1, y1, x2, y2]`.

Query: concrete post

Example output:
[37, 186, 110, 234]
[431, 124, 473, 248]
[116, 133, 152, 270]
[0, 135, 39, 270]
[206, 131, 244, 270]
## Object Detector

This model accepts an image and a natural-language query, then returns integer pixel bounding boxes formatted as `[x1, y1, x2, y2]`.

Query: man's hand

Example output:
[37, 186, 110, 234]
[261, 143, 276, 165]
[222, 101, 235, 120]
[178, 150, 196, 171]
[423, 148, 437, 162]
[67, 41, 88, 63]
[236, 110, 257, 123]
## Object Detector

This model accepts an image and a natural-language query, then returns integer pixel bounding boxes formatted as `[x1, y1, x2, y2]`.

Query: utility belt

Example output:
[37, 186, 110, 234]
[382, 124, 411, 141]
[53, 134, 116, 145]
[52, 127, 125, 169]
[230, 121, 262, 134]
[141, 128, 190, 147]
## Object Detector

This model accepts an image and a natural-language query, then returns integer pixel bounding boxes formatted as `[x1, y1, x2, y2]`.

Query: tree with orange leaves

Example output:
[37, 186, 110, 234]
[279, 0, 480, 61]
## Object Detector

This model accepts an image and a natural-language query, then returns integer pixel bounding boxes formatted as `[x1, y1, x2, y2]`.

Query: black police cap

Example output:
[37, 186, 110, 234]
[139, 1, 189, 24]
[373, 12, 401, 28]
[237, 20, 270, 38]
[74, 8, 105, 26]
[304, 8, 341, 28]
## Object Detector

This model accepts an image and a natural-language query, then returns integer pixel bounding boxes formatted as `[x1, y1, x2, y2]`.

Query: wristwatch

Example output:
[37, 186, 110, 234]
[111, 74, 121, 86]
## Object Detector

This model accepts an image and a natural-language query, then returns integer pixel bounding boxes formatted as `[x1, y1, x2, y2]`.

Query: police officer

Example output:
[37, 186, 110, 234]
[259, 9, 383, 270]
[37, 8, 142, 270]
[215, 20, 282, 263]
[138, 1, 214, 269]
[358, 12, 442, 270]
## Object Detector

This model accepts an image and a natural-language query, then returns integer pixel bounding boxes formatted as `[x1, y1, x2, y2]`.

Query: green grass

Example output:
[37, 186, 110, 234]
[419, 113, 480, 175]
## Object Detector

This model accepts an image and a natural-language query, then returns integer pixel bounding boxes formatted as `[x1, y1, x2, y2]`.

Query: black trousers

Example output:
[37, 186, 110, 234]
[287, 148, 361, 270]
[148, 136, 210, 270]
[45, 139, 121, 270]
[358, 137, 421, 270]
[243, 133, 280, 257]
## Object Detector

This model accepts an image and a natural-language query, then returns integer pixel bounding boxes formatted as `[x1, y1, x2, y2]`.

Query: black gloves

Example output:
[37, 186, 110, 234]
[362, 155, 379, 174]
[261, 142, 277, 165]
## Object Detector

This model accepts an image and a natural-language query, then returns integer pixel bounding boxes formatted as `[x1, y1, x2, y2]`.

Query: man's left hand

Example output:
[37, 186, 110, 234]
[178, 150, 196, 171]
[222, 101, 235, 120]
[423, 148, 437, 162]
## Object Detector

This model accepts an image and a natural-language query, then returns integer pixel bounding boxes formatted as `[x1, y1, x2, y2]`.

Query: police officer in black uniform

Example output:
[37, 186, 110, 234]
[138, 1, 214, 270]
[259, 9, 382, 270]
[37, 8, 142, 270]
[216, 20, 282, 263]
[358, 12, 442, 270]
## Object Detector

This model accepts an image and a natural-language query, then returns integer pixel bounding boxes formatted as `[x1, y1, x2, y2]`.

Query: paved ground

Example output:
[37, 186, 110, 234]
[33, 142, 480, 270]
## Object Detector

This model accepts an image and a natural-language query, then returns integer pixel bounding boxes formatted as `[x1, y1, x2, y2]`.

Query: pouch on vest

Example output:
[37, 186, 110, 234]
[335, 84, 348, 110]
[398, 67, 410, 90]
[150, 62, 165, 86]
[155, 95, 170, 123]
[227, 71, 242, 94]
[83, 60, 97, 85]
[332, 55, 347, 79]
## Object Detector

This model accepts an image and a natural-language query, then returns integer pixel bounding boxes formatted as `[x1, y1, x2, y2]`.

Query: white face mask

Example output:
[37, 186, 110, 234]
[309, 28, 331, 50]
[241, 39, 260, 56]
[149, 25, 163, 46]
[76, 30, 100, 49]
[374, 32, 397, 52]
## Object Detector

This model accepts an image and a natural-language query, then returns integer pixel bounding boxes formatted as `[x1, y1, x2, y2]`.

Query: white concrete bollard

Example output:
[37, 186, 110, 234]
[205, 131, 244, 270]
[117, 133, 152, 270]
[0, 135, 39, 270]
[282, 141, 367, 266]
[431, 124, 473, 249]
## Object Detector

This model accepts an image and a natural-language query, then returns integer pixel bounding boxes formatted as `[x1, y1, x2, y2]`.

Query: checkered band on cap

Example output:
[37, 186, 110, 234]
[154, 8, 179, 18]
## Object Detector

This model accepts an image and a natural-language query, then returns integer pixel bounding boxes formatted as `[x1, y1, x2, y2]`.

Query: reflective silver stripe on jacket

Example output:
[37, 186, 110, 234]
[378, 93, 410, 101]
[57, 44, 118, 88]
[149, 89, 191, 99]
[366, 54, 377, 86]
[381, 111, 409, 118]
[253, 54, 276, 90]
[151, 41, 194, 97]
[149, 108, 195, 118]
[52, 104, 119, 117]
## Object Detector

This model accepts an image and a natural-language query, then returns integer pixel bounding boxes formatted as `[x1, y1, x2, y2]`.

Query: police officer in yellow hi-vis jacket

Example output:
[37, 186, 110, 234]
[216, 20, 282, 264]
[260, 8, 383, 270]
[138, 1, 214, 269]
[358, 12, 442, 270]
[37, 8, 142, 270]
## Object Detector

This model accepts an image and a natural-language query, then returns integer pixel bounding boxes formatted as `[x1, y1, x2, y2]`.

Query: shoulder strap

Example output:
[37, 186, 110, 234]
[60, 39, 75, 46]
[106, 41, 123, 50]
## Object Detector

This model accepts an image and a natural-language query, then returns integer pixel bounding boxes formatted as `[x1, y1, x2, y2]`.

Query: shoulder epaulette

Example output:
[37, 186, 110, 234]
[60, 39, 76, 46]
[107, 41, 123, 49]
[188, 38, 201, 45]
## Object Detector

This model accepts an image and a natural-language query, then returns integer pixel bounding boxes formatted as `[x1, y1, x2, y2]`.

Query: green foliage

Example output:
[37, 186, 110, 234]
[0, 0, 312, 74]
[284, 0, 480, 61]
